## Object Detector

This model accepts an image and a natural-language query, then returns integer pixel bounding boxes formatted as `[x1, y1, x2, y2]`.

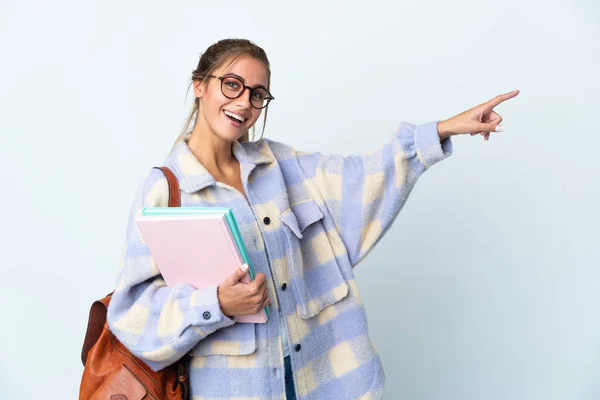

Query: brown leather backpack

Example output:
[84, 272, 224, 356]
[79, 166, 190, 400]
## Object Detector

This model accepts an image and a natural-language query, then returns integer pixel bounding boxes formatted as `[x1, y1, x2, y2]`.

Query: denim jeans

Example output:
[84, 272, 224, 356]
[284, 356, 297, 400]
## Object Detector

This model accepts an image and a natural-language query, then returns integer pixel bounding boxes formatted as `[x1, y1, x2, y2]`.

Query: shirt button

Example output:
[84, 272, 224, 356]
[263, 216, 271, 225]
[281, 283, 287, 291]
[295, 344, 302, 352]
[202, 311, 211, 320]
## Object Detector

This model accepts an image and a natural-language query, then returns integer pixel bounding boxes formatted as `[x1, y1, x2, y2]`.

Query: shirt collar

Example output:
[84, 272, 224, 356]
[164, 134, 274, 194]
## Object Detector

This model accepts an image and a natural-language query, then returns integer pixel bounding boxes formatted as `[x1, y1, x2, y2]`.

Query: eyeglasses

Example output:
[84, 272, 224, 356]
[209, 75, 274, 109]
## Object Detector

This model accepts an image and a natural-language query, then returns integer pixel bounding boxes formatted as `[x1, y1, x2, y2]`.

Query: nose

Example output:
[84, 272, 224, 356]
[235, 87, 252, 109]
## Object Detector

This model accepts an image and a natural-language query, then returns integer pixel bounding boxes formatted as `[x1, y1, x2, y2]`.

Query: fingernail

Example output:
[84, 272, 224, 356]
[241, 263, 249, 272]
[495, 125, 504, 132]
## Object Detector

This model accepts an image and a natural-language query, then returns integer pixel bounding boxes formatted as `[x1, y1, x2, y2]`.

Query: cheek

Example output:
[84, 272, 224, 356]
[205, 91, 228, 114]
[249, 110, 263, 124]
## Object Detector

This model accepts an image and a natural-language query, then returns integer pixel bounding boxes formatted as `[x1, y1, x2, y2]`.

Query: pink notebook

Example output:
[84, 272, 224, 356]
[135, 213, 268, 323]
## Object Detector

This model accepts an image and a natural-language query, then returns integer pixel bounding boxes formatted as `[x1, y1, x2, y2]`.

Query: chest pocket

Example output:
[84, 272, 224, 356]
[279, 199, 349, 319]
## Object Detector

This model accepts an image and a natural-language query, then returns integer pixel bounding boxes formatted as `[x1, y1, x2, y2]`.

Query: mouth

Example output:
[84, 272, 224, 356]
[223, 110, 247, 127]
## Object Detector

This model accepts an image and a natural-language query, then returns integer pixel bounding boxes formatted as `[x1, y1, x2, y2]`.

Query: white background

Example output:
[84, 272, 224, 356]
[1, 0, 599, 398]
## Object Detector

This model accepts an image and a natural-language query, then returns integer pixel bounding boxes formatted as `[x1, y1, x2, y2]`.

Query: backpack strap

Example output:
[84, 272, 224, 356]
[81, 166, 180, 366]
[154, 166, 181, 208]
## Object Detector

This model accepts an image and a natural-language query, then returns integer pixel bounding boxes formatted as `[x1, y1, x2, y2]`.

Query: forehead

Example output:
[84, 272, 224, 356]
[215, 55, 268, 87]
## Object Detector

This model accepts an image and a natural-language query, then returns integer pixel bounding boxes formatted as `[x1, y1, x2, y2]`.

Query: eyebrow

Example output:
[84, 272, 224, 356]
[222, 73, 268, 90]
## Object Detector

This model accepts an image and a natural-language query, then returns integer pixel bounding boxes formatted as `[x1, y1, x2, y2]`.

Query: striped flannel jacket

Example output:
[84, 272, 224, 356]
[107, 121, 453, 399]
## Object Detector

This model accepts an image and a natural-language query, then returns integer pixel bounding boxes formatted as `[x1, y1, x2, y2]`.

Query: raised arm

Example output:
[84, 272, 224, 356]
[294, 121, 452, 266]
[294, 90, 520, 266]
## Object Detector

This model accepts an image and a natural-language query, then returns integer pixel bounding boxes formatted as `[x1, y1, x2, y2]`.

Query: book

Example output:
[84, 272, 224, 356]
[135, 208, 268, 323]
[142, 207, 257, 281]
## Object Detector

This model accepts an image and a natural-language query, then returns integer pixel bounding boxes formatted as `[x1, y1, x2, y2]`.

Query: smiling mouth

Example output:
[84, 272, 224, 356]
[223, 110, 247, 124]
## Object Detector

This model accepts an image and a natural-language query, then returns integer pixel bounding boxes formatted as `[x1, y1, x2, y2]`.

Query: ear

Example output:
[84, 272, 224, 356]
[192, 80, 204, 99]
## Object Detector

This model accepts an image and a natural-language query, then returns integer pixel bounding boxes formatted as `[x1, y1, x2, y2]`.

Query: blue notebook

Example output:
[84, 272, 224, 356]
[141, 206, 269, 317]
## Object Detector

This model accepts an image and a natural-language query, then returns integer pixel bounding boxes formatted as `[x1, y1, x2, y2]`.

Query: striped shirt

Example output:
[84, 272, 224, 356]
[107, 121, 452, 399]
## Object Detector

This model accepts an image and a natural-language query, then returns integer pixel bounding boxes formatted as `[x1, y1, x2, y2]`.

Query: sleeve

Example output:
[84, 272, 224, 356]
[294, 121, 453, 267]
[106, 168, 235, 371]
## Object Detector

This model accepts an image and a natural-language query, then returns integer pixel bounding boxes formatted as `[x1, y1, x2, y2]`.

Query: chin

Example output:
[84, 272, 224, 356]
[215, 129, 245, 143]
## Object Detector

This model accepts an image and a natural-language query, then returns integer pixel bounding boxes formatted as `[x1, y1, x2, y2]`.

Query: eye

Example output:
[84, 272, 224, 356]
[252, 89, 267, 100]
[223, 77, 241, 90]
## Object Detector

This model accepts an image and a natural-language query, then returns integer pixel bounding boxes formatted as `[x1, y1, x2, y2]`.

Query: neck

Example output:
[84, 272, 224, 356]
[187, 118, 238, 176]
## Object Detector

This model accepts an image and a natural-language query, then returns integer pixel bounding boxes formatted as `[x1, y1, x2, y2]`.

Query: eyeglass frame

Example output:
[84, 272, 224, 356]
[208, 75, 274, 109]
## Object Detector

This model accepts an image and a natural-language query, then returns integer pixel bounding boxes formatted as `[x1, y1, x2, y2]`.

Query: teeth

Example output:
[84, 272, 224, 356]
[224, 110, 245, 122]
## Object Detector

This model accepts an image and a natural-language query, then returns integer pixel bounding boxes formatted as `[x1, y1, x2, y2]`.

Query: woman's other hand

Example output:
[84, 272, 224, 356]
[437, 90, 520, 141]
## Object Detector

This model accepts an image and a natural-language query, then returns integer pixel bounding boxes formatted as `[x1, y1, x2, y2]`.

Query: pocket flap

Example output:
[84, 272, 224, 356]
[280, 200, 324, 239]
[90, 364, 147, 400]
[188, 322, 256, 357]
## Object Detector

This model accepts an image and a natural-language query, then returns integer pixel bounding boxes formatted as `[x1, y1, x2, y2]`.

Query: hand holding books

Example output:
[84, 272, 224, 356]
[217, 263, 270, 318]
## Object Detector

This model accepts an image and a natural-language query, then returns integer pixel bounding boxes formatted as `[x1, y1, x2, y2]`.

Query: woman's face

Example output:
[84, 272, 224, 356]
[194, 55, 269, 142]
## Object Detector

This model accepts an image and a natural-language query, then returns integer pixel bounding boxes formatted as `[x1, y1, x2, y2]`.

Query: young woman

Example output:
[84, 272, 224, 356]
[107, 38, 519, 400]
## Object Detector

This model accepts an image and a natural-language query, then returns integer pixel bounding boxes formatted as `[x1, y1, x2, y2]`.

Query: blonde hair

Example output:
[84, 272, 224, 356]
[174, 39, 271, 148]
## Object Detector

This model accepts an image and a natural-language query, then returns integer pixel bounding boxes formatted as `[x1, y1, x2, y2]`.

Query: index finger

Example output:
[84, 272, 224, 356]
[485, 89, 520, 108]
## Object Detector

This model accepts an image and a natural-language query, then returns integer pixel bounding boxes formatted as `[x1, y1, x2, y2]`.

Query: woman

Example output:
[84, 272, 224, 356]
[107, 38, 519, 399]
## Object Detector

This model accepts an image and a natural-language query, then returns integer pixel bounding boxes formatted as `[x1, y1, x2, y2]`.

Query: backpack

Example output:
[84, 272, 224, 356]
[79, 166, 189, 400]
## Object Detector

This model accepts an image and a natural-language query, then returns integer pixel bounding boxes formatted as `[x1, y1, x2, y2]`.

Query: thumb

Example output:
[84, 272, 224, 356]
[226, 263, 250, 285]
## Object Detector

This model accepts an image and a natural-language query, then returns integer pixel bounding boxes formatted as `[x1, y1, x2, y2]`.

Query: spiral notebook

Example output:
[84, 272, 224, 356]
[135, 208, 268, 323]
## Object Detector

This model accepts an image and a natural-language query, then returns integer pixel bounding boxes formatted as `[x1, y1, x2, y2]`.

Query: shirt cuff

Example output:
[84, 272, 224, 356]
[413, 121, 453, 167]
[190, 285, 236, 328]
